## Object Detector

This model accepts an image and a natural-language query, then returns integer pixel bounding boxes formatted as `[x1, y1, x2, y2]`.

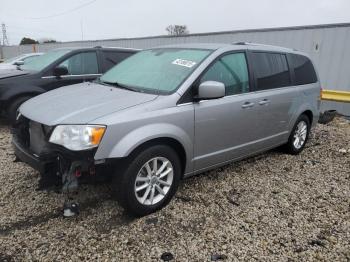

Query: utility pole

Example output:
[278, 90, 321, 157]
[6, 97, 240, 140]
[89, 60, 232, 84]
[0, 29, 3, 60]
[80, 20, 84, 41]
[2, 23, 9, 45]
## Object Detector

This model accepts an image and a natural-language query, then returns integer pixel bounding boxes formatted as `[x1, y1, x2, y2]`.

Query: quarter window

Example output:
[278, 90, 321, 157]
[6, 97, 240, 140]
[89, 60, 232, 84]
[290, 54, 317, 85]
[58, 52, 98, 75]
[251, 52, 291, 90]
[200, 53, 249, 95]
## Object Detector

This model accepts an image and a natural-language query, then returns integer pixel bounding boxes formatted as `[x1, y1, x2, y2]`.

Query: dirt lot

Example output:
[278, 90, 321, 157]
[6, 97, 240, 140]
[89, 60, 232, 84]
[0, 118, 349, 261]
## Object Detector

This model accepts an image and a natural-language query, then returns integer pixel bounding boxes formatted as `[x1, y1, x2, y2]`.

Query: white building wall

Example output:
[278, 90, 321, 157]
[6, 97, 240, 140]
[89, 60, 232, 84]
[1, 23, 349, 114]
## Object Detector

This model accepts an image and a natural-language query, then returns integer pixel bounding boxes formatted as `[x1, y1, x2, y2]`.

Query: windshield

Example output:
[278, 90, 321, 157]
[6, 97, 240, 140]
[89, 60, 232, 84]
[100, 48, 212, 94]
[21, 49, 71, 71]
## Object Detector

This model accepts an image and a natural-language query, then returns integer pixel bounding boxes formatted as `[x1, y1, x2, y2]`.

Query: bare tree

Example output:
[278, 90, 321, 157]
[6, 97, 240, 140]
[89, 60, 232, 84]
[166, 25, 189, 36]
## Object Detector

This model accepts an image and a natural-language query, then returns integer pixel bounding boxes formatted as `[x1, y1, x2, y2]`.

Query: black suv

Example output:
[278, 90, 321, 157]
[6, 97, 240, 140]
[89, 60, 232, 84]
[0, 46, 138, 121]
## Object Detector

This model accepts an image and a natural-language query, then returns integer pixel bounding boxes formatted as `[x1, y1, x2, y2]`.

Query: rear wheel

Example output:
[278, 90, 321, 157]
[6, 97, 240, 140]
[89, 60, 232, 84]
[7, 96, 32, 123]
[284, 114, 310, 154]
[113, 145, 181, 217]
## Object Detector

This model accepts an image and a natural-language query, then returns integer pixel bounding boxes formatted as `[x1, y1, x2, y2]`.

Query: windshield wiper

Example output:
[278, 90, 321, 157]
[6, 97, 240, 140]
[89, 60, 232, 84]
[98, 80, 139, 92]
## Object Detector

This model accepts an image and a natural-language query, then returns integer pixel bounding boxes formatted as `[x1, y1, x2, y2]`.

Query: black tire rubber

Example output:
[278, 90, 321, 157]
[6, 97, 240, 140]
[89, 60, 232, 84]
[318, 110, 337, 124]
[284, 114, 311, 155]
[113, 144, 182, 217]
[7, 96, 32, 123]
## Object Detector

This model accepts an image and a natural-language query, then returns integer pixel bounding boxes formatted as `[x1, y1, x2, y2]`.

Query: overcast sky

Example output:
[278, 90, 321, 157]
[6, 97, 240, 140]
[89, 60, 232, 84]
[0, 0, 349, 45]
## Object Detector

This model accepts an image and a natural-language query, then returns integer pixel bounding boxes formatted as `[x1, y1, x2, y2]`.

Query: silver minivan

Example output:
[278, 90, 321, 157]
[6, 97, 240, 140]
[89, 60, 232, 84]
[13, 43, 321, 216]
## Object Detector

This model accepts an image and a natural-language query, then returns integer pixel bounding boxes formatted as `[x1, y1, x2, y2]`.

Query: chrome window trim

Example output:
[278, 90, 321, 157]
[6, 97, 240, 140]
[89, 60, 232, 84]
[177, 85, 297, 105]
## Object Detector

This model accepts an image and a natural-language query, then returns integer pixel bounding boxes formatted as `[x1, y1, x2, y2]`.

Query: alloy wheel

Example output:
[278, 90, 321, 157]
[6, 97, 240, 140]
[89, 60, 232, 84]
[293, 120, 308, 149]
[134, 157, 174, 205]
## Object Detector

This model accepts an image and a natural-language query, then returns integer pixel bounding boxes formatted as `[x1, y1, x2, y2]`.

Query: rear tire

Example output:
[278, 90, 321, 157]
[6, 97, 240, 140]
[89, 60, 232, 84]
[7, 96, 32, 123]
[113, 145, 181, 217]
[284, 114, 311, 155]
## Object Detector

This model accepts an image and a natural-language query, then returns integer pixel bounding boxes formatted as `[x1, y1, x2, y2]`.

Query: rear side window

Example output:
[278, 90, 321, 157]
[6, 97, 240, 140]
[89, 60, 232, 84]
[200, 53, 249, 95]
[251, 52, 291, 90]
[289, 54, 317, 85]
[102, 51, 134, 71]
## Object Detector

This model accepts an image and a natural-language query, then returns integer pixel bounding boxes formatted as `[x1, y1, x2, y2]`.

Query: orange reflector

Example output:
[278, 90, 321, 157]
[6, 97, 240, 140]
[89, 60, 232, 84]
[91, 127, 106, 145]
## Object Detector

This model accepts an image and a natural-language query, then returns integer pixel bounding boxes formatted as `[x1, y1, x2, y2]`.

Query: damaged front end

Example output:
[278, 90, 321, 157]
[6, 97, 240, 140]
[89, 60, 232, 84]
[11, 115, 109, 193]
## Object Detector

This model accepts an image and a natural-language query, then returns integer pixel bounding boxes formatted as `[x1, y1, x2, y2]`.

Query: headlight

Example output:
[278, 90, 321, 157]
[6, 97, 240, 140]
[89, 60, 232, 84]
[49, 125, 106, 151]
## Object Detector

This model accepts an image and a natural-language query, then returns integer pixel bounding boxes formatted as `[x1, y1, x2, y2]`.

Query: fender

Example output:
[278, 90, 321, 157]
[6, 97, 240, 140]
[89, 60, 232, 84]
[287, 103, 319, 135]
[95, 123, 193, 172]
[0, 84, 45, 103]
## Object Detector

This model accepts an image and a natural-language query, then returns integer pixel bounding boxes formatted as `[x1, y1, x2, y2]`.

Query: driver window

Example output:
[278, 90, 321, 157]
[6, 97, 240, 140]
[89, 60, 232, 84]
[58, 52, 98, 75]
[200, 53, 249, 95]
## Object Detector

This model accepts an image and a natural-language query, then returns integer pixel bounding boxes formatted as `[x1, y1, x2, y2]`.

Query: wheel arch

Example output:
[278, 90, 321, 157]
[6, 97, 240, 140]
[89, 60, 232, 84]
[301, 110, 313, 125]
[5, 92, 41, 106]
[126, 137, 187, 176]
[97, 123, 193, 176]
[2, 86, 45, 107]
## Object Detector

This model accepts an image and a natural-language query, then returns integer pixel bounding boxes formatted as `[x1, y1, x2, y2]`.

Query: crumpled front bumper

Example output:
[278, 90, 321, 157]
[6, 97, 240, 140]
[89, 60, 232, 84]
[12, 136, 56, 174]
[11, 116, 103, 191]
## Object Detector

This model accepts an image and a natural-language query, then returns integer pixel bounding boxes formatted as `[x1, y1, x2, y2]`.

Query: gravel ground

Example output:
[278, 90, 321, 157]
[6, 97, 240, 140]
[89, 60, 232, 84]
[0, 118, 349, 261]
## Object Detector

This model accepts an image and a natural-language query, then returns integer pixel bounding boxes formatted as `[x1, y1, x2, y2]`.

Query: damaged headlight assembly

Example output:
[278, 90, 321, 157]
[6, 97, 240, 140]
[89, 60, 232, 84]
[49, 125, 106, 151]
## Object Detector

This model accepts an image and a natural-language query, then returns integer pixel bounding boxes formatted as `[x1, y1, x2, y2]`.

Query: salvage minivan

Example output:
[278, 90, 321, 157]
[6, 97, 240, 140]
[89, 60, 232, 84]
[12, 43, 320, 216]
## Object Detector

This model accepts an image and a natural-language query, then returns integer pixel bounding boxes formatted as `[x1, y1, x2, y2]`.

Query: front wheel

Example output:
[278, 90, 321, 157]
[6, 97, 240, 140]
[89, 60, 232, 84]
[113, 145, 181, 217]
[284, 114, 311, 155]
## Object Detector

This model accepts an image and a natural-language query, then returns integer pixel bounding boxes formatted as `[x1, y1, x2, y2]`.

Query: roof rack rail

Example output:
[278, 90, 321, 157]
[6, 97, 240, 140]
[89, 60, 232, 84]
[233, 42, 248, 45]
[232, 42, 297, 51]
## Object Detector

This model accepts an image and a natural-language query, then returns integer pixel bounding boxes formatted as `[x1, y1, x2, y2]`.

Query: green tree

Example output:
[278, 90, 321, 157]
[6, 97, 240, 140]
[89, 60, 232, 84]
[43, 39, 57, 43]
[19, 37, 38, 45]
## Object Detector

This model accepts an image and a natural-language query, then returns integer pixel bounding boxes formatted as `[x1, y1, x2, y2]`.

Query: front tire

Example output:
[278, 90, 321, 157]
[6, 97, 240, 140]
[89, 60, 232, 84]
[113, 145, 181, 217]
[284, 114, 311, 155]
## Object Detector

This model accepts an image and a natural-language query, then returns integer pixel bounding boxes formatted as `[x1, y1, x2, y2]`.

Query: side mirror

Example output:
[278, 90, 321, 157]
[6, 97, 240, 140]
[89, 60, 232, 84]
[196, 81, 225, 100]
[14, 61, 24, 66]
[53, 66, 68, 78]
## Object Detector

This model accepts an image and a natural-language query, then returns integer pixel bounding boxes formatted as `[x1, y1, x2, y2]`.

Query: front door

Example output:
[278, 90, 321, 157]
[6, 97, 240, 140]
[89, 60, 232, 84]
[42, 51, 101, 91]
[194, 52, 261, 171]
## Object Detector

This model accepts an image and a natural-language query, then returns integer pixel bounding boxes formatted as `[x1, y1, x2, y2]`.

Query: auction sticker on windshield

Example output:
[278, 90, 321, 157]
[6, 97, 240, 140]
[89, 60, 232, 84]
[172, 59, 196, 68]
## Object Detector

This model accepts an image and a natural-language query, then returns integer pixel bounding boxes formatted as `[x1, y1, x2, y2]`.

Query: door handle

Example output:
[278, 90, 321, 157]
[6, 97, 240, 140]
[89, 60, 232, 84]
[241, 102, 255, 108]
[258, 99, 270, 106]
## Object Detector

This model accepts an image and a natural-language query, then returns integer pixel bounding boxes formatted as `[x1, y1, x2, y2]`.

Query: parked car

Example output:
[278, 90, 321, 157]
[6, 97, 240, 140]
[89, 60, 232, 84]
[0, 46, 138, 121]
[0, 53, 44, 70]
[12, 43, 320, 216]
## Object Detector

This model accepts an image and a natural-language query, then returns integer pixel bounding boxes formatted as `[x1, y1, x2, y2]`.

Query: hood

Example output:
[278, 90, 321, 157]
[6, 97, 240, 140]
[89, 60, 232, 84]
[0, 68, 30, 79]
[20, 82, 158, 126]
[0, 63, 16, 70]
